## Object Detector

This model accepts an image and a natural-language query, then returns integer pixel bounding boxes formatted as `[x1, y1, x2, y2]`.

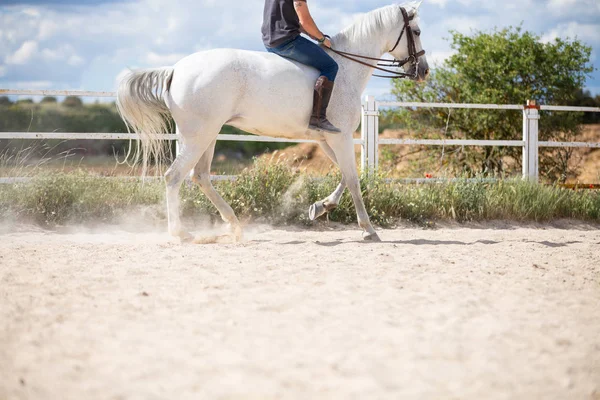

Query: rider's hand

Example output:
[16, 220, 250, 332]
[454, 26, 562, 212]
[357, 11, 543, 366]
[323, 38, 332, 48]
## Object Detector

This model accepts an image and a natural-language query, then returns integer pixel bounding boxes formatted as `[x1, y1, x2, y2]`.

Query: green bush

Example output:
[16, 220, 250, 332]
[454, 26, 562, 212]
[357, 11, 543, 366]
[392, 26, 594, 182]
[1, 171, 163, 225]
[1, 160, 599, 227]
[0, 100, 293, 159]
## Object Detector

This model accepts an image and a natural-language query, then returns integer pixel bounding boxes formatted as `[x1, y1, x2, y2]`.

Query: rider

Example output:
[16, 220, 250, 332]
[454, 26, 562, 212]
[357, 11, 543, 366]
[262, 0, 341, 133]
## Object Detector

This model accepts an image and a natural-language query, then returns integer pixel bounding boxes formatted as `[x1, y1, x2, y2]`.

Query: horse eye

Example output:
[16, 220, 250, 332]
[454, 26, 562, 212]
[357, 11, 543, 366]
[414, 30, 421, 37]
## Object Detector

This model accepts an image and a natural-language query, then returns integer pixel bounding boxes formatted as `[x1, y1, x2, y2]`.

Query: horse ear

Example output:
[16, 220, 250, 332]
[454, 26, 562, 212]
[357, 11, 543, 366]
[415, 1, 423, 10]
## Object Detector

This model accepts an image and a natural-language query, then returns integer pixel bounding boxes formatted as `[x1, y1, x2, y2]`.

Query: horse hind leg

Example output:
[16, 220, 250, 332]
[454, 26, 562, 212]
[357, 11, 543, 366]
[309, 141, 346, 220]
[165, 123, 219, 241]
[190, 139, 242, 244]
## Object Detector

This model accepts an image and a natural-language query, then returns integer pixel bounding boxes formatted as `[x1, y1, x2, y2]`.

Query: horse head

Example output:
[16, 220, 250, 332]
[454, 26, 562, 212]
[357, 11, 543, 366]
[386, 2, 429, 82]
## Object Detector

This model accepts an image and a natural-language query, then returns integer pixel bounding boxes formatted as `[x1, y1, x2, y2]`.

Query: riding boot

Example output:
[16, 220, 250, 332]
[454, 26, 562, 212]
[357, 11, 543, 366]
[309, 76, 341, 133]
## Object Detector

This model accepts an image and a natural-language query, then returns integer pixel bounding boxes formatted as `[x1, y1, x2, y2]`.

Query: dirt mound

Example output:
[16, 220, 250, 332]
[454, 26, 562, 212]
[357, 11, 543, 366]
[262, 142, 337, 173]
[259, 129, 432, 175]
[572, 124, 600, 182]
[260, 125, 600, 182]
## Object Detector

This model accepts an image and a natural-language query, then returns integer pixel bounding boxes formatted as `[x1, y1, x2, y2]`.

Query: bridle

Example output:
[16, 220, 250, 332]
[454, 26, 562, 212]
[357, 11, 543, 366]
[328, 7, 425, 79]
[327, 7, 425, 79]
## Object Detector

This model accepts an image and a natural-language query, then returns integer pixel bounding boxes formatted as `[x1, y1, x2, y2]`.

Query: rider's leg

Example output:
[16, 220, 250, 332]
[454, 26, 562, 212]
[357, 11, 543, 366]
[266, 36, 340, 133]
[309, 75, 340, 133]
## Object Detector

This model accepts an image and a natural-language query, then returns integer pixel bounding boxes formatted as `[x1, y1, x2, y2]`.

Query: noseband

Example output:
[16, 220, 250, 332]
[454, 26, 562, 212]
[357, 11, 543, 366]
[328, 7, 426, 79]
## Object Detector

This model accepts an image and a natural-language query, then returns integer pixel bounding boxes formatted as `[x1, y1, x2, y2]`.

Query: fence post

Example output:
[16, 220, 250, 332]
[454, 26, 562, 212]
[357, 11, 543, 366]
[361, 95, 379, 176]
[522, 100, 540, 182]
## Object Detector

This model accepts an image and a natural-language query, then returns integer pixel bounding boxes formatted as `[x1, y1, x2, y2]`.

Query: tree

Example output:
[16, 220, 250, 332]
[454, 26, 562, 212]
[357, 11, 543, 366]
[392, 26, 594, 182]
[0, 96, 12, 106]
[0, 99, 289, 159]
[63, 96, 83, 108]
[41, 96, 58, 104]
[569, 89, 600, 124]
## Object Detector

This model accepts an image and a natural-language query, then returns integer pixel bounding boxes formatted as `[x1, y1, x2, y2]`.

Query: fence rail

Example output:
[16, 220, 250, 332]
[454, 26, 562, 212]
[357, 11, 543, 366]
[2, 89, 600, 182]
[0, 132, 363, 146]
[0, 89, 116, 97]
[378, 100, 600, 113]
[378, 139, 525, 146]
[362, 96, 600, 181]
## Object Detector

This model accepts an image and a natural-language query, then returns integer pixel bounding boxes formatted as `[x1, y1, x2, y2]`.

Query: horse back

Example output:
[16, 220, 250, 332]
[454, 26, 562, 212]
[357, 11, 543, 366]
[169, 49, 320, 136]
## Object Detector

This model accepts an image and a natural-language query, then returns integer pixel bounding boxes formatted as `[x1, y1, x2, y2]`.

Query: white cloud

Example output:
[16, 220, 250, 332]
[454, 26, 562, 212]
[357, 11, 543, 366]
[546, 0, 600, 17]
[68, 55, 85, 67]
[38, 19, 59, 41]
[428, 0, 449, 7]
[145, 52, 188, 66]
[0, 0, 599, 96]
[21, 8, 41, 18]
[440, 16, 483, 35]
[115, 68, 131, 85]
[549, 0, 577, 5]
[5, 40, 38, 65]
[308, 4, 361, 36]
[549, 0, 584, 11]
[41, 48, 61, 61]
[6, 80, 53, 89]
[40, 44, 83, 63]
[428, 50, 456, 67]
[541, 22, 600, 45]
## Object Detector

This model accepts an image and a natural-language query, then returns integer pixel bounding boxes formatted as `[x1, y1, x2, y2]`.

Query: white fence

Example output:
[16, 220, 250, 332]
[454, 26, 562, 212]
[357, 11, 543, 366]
[1, 89, 599, 183]
[361, 96, 600, 181]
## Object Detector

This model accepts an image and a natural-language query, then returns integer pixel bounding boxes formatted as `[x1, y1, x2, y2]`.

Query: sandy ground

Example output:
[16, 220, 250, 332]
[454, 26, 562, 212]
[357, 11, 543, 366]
[1, 221, 599, 400]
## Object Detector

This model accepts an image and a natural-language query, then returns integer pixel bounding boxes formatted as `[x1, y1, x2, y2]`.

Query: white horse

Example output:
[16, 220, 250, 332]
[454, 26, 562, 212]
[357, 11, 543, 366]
[117, 2, 429, 243]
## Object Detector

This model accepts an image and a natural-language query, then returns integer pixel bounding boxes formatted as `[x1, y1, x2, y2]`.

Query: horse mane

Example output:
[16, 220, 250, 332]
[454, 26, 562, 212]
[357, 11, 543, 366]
[335, 2, 420, 46]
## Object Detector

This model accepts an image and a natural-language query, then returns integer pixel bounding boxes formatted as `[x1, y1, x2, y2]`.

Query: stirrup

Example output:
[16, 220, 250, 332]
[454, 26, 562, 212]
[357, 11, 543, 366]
[309, 118, 341, 134]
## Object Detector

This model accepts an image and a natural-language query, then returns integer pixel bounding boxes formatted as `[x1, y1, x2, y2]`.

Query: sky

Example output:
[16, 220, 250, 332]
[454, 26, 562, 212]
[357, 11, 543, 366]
[0, 0, 599, 101]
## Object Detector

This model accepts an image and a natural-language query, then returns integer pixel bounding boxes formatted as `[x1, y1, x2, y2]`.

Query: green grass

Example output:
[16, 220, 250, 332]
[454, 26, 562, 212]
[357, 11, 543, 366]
[1, 158, 599, 227]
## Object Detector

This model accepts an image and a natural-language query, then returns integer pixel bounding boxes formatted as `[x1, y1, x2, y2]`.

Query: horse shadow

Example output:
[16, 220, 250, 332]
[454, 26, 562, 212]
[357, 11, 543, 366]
[310, 239, 500, 247]
[307, 239, 583, 248]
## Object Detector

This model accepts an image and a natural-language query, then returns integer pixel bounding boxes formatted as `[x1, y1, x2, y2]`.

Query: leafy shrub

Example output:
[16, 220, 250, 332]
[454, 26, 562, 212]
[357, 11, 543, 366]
[1, 160, 599, 227]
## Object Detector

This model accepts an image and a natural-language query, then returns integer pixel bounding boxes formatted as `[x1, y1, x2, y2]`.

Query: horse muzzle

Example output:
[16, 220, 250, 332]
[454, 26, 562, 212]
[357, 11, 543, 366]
[405, 58, 430, 82]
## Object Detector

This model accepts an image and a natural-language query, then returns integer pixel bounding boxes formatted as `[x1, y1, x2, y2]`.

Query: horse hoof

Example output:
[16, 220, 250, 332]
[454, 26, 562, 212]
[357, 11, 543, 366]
[309, 201, 336, 221]
[231, 225, 243, 242]
[193, 235, 219, 244]
[170, 228, 193, 243]
[363, 231, 382, 242]
[180, 233, 194, 243]
[309, 202, 326, 221]
[193, 233, 240, 245]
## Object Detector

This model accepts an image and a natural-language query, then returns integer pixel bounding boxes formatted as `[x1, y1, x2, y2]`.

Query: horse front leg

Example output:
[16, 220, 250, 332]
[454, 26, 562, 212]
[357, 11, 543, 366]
[309, 178, 346, 220]
[325, 133, 381, 241]
[308, 141, 346, 220]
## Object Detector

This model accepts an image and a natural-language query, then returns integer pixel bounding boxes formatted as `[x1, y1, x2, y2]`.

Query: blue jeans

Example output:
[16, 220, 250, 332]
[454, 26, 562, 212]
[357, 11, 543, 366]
[267, 35, 339, 81]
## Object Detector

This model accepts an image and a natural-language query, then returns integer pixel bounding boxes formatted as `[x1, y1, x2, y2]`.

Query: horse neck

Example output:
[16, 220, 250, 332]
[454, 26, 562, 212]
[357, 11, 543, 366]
[331, 23, 393, 95]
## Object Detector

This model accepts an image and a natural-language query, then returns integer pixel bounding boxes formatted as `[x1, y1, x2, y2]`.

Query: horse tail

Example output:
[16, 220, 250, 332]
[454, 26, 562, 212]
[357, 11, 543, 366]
[116, 67, 175, 175]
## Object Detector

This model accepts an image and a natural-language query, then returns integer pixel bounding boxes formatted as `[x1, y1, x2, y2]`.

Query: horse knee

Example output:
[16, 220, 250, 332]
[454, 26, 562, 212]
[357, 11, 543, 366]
[165, 168, 182, 188]
[191, 171, 211, 189]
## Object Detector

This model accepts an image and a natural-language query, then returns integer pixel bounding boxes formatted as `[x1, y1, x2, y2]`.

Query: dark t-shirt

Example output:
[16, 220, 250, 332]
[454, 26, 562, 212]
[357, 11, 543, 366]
[262, 0, 306, 48]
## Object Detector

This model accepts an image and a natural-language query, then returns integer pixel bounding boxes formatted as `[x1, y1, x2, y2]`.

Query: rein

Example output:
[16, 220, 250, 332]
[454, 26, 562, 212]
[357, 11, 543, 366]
[327, 7, 425, 79]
